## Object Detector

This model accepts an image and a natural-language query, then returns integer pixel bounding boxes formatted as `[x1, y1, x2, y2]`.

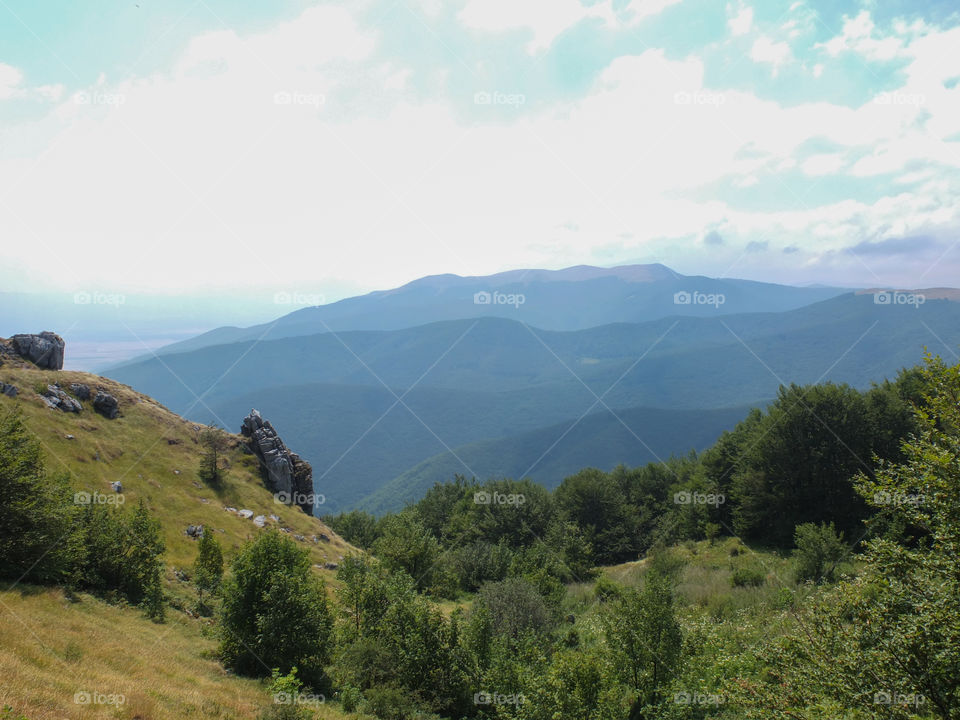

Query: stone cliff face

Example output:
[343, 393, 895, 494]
[0, 332, 65, 370]
[240, 409, 315, 516]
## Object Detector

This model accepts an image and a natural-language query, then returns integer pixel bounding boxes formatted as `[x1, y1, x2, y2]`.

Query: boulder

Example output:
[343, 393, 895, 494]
[93, 391, 119, 419]
[240, 409, 316, 515]
[323, 562, 338, 571]
[185, 525, 204, 538]
[0, 382, 17, 398]
[253, 515, 266, 528]
[238, 509, 253, 519]
[110, 481, 123, 493]
[8, 332, 65, 370]
[43, 384, 82, 413]
[70, 383, 91, 400]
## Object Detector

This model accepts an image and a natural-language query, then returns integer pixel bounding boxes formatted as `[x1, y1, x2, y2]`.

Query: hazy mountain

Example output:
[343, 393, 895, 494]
[120, 264, 850, 360]
[105, 292, 960, 511]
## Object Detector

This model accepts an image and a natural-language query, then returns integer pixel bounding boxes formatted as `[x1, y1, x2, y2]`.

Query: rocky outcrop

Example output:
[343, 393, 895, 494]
[4, 332, 65, 370]
[93, 391, 119, 419]
[70, 383, 91, 400]
[42, 384, 83, 413]
[241, 409, 315, 515]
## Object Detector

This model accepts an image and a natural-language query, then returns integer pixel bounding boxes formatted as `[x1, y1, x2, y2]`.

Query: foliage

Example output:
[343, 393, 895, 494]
[792, 522, 848, 584]
[198, 425, 227, 486]
[605, 552, 684, 714]
[73, 499, 166, 620]
[193, 531, 223, 612]
[219, 530, 331, 687]
[729, 354, 960, 718]
[0, 409, 79, 585]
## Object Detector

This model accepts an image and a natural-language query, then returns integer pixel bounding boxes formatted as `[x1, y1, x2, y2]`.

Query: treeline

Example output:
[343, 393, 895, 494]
[326, 369, 922, 597]
[0, 409, 165, 619]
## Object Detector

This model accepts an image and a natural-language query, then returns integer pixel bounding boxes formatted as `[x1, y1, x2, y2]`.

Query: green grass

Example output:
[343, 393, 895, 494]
[0, 365, 369, 719]
[0, 366, 356, 591]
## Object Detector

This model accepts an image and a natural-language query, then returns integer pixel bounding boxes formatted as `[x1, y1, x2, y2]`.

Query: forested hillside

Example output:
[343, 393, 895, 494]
[3, 352, 958, 719]
[107, 293, 960, 511]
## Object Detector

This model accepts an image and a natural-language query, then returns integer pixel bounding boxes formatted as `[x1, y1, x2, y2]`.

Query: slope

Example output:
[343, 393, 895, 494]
[0, 364, 352, 578]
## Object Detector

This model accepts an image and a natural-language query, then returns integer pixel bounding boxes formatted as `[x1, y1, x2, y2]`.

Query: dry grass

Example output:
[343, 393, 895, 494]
[0, 365, 368, 717]
[0, 366, 355, 579]
[0, 587, 366, 720]
[0, 586, 265, 719]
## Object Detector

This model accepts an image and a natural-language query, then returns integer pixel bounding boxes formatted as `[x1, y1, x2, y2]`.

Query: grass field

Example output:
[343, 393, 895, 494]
[0, 365, 355, 580]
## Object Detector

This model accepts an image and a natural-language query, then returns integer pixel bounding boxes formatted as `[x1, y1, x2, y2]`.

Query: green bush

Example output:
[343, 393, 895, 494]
[594, 574, 623, 602]
[219, 531, 331, 686]
[793, 522, 848, 583]
[73, 499, 166, 620]
[338, 685, 362, 713]
[730, 566, 766, 588]
[364, 686, 416, 720]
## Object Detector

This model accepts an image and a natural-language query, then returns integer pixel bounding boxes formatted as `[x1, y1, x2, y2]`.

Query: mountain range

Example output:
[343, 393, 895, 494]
[104, 265, 960, 512]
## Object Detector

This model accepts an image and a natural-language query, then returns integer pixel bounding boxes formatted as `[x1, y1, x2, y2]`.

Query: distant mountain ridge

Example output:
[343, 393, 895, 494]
[114, 263, 851, 364]
[106, 292, 960, 511]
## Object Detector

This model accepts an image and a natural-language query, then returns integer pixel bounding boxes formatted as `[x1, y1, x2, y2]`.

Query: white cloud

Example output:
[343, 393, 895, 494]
[1, 4, 959, 294]
[458, 0, 680, 54]
[750, 36, 792, 75]
[0, 63, 63, 102]
[727, 4, 753, 36]
[801, 153, 844, 176]
[459, 0, 613, 53]
[818, 11, 908, 62]
[0, 63, 24, 100]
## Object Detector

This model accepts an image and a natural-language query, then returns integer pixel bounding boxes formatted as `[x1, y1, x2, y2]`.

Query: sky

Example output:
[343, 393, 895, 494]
[1, 0, 959, 303]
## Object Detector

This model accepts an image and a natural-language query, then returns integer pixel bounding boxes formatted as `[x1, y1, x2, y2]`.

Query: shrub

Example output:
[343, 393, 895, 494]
[219, 531, 331, 686]
[730, 566, 766, 588]
[793, 522, 848, 583]
[73, 499, 166, 620]
[594, 574, 623, 602]
[363, 686, 416, 720]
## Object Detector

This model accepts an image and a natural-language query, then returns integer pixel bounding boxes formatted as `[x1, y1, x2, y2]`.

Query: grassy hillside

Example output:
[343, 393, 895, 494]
[0, 364, 372, 719]
[0, 365, 353, 585]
